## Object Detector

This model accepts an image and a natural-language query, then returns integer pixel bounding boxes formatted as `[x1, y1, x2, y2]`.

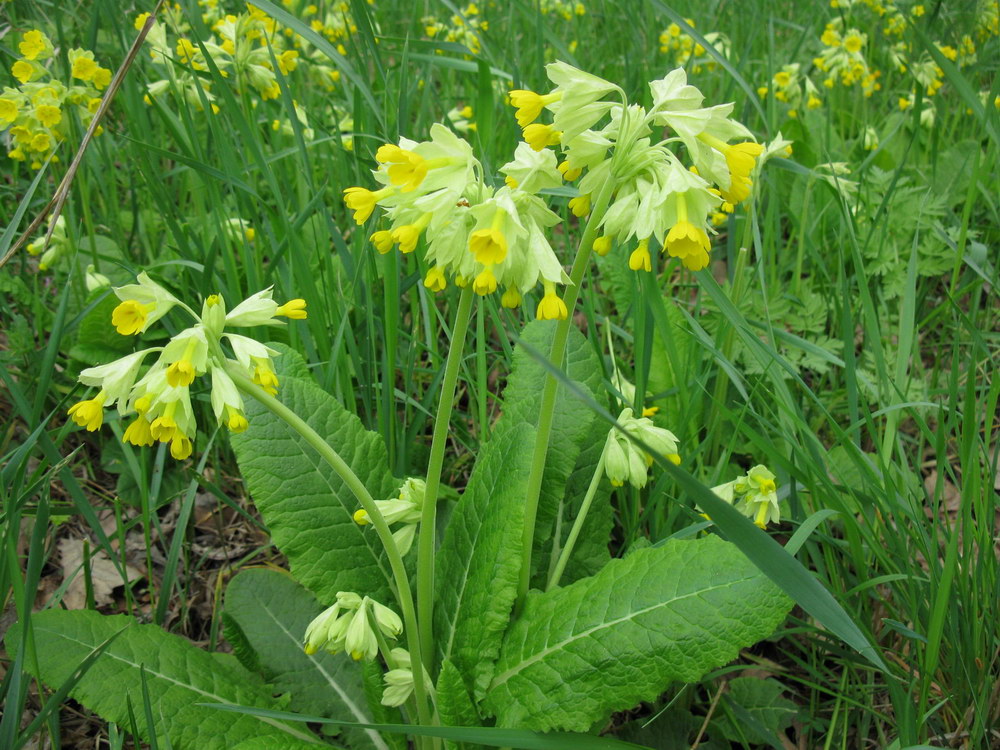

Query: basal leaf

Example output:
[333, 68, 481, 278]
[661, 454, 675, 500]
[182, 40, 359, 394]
[437, 658, 481, 728]
[224, 568, 390, 750]
[232, 375, 398, 605]
[434, 422, 535, 696]
[714, 676, 797, 745]
[7, 610, 322, 750]
[483, 536, 791, 731]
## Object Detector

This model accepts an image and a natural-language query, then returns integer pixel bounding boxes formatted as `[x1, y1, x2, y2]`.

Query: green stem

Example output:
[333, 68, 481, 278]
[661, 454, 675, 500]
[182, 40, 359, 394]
[417, 285, 475, 670]
[546, 448, 607, 591]
[514, 176, 615, 612]
[707, 244, 751, 456]
[229, 369, 433, 729]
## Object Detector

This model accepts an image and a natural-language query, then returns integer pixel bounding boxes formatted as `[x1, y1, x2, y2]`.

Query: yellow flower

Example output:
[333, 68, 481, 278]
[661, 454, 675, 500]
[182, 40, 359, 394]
[468, 226, 508, 265]
[170, 433, 193, 460]
[592, 235, 613, 256]
[112, 300, 155, 335]
[501, 287, 521, 308]
[376, 144, 428, 192]
[844, 33, 863, 53]
[508, 89, 560, 128]
[557, 159, 582, 181]
[278, 50, 299, 75]
[664, 220, 710, 271]
[392, 224, 423, 254]
[472, 267, 497, 295]
[12, 60, 38, 84]
[276, 299, 307, 319]
[773, 71, 792, 87]
[568, 193, 591, 217]
[523, 123, 561, 151]
[68, 392, 107, 431]
[343, 186, 392, 224]
[370, 230, 394, 254]
[536, 281, 567, 320]
[226, 408, 249, 433]
[135, 12, 151, 30]
[72, 55, 98, 81]
[123, 416, 155, 446]
[0, 98, 18, 125]
[424, 266, 447, 292]
[167, 359, 196, 387]
[30, 132, 52, 152]
[628, 238, 651, 272]
[253, 359, 280, 395]
[93, 67, 112, 89]
[36, 104, 62, 127]
[19, 30, 50, 60]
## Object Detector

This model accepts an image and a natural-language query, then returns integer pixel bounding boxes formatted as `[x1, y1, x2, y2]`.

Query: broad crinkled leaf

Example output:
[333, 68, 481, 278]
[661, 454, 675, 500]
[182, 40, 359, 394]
[6, 610, 322, 750]
[436, 658, 482, 728]
[502, 321, 610, 587]
[434, 423, 535, 696]
[713, 676, 797, 743]
[232, 375, 398, 605]
[483, 536, 792, 731]
[224, 568, 391, 750]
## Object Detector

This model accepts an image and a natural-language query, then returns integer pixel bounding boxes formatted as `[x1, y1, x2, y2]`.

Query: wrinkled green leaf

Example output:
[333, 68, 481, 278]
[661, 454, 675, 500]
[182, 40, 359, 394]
[224, 568, 390, 750]
[714, 676, 797, 745]
[232, 375, 398, 605]
[483, 536, 791, 731]
[6, 610, 322, 750]
[437, 658, 482, 729]
[434, 423, 535, 696]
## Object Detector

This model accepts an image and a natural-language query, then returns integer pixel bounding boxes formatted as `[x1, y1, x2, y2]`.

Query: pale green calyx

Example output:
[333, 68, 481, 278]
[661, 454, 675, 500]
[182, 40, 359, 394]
[302, 592, 403, 660]
[603, 408, 681, 489]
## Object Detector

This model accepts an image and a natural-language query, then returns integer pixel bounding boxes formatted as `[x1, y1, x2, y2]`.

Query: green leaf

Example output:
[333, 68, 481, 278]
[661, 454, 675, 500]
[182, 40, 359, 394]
[503, 321, 610, 587]
[232, 375, 399, 605]
[224, 568, 390, 750]
[6, 610, 322, 750]
[437, 659, 482, 728]
[483, 536, 791, 732]
[714, 677, 797, 745]
[434, 422, 535, 696]
[207, 704, 648, 750]
[70, 290, 134, 366]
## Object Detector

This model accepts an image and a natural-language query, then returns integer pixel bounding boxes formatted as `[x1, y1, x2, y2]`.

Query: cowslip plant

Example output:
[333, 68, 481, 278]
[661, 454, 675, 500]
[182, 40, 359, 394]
[11, 63, 798, 749]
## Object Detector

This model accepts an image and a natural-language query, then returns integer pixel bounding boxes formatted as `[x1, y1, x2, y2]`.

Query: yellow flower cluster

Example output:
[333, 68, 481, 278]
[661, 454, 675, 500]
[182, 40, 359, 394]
[67, 273, 307, 460]
[422, 3, 488, 56]
[1, 29, 110, 167]
[509, 64, 776, 275]
[759, 63, 823, 118]
[139, 1, 358, 114]
[537, 0, 587, 21]
[761, 0, 995, 137]
[658, 18, 728, 75]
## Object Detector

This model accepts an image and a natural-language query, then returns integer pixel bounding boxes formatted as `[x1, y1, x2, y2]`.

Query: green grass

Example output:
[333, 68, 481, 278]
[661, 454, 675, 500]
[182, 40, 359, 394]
[2, 0, 998, 746]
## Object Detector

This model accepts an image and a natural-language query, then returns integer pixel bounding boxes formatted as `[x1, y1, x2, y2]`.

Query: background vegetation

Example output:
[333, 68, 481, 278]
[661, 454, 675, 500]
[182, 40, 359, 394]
[1, 0, 998, 746]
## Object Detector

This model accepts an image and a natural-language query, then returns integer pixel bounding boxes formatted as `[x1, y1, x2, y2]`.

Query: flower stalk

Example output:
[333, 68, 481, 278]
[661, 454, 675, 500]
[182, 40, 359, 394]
[416, 284, 475, 669]
[514, 175, 616, 612]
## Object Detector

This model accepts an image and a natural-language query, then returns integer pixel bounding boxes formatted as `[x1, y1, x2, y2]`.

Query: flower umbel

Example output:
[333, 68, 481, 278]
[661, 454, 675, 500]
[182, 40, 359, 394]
[67, 274, 307, 460]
